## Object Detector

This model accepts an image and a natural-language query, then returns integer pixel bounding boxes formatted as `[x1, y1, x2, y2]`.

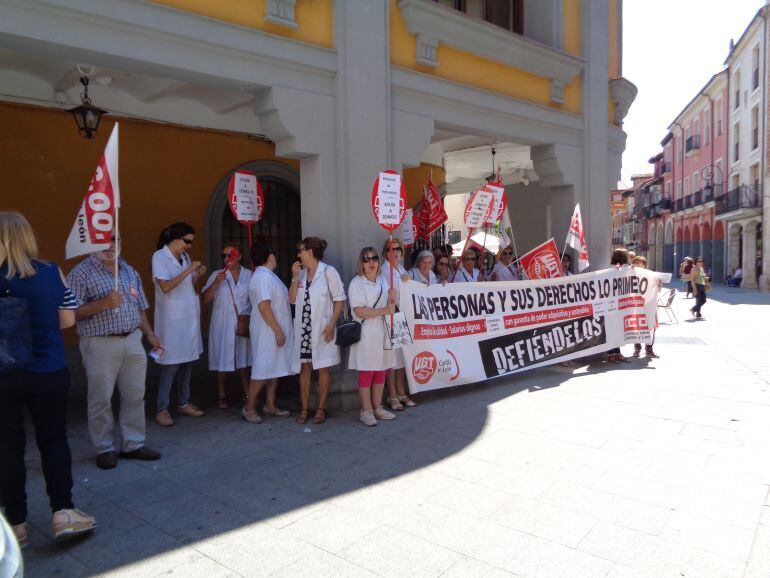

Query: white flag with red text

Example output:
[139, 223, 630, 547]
[65, 124, 120, 259]
[565, 203, 589, 272]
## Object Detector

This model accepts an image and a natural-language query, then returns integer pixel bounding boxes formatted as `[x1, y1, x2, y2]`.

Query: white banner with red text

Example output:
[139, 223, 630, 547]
[400, 266, 660, 393]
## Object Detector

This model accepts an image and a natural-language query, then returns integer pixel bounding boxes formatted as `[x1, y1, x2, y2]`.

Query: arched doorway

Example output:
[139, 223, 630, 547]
[691, 224, 701, 259]
[713, 221, 725, 283]
[648, 223, 656, 268]
[664, 219, 675, 274]
[701, 222, 713, 280]
[655, 223, 664, 272]
[206, 160, 301, 284]
[683, 226, 691, 264]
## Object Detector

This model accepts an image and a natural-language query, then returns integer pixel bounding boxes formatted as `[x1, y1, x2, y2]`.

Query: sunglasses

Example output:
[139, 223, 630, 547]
[181, 237, 194, 245]
[362, 255, 380, 263]
[390, 247, 403, 253]
[438, 261, 450, 266]
[110, 235, 120, 243]
[464, 257, 477, 262]
[502, 251, 513, 256]
[222, 253, 236, 260]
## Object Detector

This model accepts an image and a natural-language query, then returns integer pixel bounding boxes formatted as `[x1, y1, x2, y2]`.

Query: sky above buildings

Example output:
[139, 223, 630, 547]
[621, 0, 764, 185]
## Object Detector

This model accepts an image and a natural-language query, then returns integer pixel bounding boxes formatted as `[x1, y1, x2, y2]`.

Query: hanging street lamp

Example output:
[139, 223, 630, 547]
[68, 76, 107, 139]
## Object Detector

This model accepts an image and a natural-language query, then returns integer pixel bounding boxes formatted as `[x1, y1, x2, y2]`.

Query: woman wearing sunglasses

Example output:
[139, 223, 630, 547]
[488, 247, 520, 281]
[433, 253, 452, 284]
[289, 237, 346, 425]
[348, 247, 397, 426]
[379, 237, 416, 411]
[453, 248, 484, 283]
[202, 243, 252, 409]
[151, 222, 206, 426]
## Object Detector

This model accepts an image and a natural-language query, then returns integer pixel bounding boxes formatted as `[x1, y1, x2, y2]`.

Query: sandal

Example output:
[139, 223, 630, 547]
[607, 353, 619, 363]
[313, 408, 327, 425]
[398, 395, 417, 407]
[217, 395, 228, 410]
[296, 409, 309, 425]
[388, 397, 405, 411]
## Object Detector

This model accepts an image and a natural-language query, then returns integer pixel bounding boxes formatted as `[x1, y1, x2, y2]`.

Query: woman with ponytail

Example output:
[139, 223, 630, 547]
[151, 222, 206, 426]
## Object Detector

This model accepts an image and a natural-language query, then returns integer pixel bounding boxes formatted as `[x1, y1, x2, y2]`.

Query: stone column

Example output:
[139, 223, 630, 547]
[742, 222, 758, 288]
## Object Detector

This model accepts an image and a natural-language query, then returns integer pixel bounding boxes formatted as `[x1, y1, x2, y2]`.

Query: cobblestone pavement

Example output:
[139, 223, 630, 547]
[17, 285, 770, 577]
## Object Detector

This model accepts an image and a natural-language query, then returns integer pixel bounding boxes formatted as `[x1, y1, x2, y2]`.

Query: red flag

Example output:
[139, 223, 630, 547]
[519, 239, 563, 279]
[66, 124, 120, 259]
[565, 203, 590, 271]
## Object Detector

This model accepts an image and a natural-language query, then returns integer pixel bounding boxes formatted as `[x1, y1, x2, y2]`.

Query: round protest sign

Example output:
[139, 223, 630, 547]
[228, 170, 264, 225]
[371, 169, 407, 231]
[463, 189, 494, 229]
[486, 182, 507, 223]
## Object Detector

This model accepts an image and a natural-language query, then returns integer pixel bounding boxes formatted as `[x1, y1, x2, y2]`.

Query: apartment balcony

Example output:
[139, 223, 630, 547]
[684, 194, 695, 209]
[702, 183, 721, 204]
[659, 197, 672, 210]
[685, 135, 701, 156]
[715, 185, 763, 218]
[660, 162, 671, 175]
[674, 198, 684, 212]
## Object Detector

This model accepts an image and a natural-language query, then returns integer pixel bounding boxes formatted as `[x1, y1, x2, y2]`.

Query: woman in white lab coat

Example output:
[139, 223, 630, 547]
[409, 250, 439, 285]
[288, 237, 346, 425]
[241, 242, 293, 424]
[202, 244, 252, 409]
[453, 248, 484, 283]
[379, 237, 416, 411]
[151, 222, 205, 427]
[348, 246, 397, 427]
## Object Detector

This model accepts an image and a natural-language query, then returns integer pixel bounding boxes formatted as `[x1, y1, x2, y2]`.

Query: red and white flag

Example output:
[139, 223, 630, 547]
[519, 238, 563, 279]
[65, 124, 120, 259]
[565, 203, 589, 272]
[417, 179, 448, 236]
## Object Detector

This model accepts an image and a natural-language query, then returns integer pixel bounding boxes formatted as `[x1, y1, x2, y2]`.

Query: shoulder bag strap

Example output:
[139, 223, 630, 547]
[222, 272, 240, 318]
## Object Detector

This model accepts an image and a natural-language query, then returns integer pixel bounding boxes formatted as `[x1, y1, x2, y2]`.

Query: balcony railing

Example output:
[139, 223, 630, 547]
[715, 185, 763, 215]
[684, 195, 695, 209]
[702, 183, 721, 203]
[685, 135, 701, 155]
[660, 162, 671, 175]
[674, 198, 684, 212]
[659, 197, 672, 210]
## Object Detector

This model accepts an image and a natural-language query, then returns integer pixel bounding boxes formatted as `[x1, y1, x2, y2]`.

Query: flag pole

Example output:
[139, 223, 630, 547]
[113, 203, 120, 292]
[451, 229, 474, 283]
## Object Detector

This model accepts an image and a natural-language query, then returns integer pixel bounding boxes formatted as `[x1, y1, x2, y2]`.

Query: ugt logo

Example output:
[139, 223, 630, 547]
[412, 351, 437, 385]
[624, 314, 649, 331]
[526, 249, 561, 279]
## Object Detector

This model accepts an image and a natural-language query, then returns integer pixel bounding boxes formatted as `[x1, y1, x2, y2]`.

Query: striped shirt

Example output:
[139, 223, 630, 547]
[67, 255, 149, 337]
[61, 288, 77, 309]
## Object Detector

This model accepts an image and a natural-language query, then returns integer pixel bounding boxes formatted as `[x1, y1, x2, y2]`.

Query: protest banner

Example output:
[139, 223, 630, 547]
[371, 169, 407, 334]
[228, 170, 264, 252]
[484, 182, 507, 225]
[399, 266, 660, 393]
[401, 208, 416, 247]
[565, 203, 589, 272]
[65, 123, 121, 288]
[452, 188, 495, 282]
[519, 238, 562, 279]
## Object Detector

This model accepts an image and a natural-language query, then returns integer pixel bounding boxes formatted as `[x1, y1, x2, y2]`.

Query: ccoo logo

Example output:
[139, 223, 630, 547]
[412, 351, 437, 384]
[624, 314, 649, 331]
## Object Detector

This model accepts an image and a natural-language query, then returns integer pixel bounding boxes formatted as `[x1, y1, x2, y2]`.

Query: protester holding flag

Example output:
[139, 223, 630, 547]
[0, 212, 97, 546]
[453, 249, 484, 283]
[379, 237, 416, 411]
[409, 250, 439, 285]
[242, 242, 293, 424]
[565, 203, 590, 273]
[348, 247, 397, 426]
[489, 247, 520, 281]
[607, 248, 631, 363]
[67, 234, 162, 470]
[289, 237, 346, 425]
[202, 244, 251, 409]
[152, 222, 206, 426]
[561, 254, 573, 276]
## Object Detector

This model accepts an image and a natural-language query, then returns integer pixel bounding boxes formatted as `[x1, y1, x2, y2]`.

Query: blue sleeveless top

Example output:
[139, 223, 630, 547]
[3, 261, 71, 373]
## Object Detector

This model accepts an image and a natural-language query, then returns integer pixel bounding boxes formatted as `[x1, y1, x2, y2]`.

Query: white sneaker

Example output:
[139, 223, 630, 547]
[360, 410, 377, 427]
[242, 408, 263, 424]
[52, 509, 97, 541]
[374, 407, 396, 420]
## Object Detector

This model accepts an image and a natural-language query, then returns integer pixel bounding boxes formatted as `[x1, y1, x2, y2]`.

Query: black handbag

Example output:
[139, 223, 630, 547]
[0, 274, 34, 376]
[326, 269, 380, 347]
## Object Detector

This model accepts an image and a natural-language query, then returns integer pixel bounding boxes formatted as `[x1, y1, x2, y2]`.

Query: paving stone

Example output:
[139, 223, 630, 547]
[659, 510, 756, 559]
[280, 504, 380, 553]
[493, 496, 598, 548]
[439, 557, 515, 577]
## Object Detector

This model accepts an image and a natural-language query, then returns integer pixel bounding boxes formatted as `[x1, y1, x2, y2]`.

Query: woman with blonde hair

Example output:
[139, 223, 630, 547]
[379, 237, 416, 410]
[0, 212, 96, 547]
[348, 247, 397, 426]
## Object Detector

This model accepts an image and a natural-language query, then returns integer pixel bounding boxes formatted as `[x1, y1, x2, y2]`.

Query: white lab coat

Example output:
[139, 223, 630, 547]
[291, 262, 346, 373]
[453, 267, 482, 283]
[202, 267, 252, 371]
[248, 266, 294, 380]
[347, 275, 395, 371]
[380, 261, 408, 369]
[409, 267, 438, 285]
[151, 246, 203, 365]
[489, 261, 520, 281]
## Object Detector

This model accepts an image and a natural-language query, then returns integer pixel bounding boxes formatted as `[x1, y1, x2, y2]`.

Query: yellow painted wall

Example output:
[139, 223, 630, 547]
[403, 164, 445, 208]
[0, 104, 298, 339]
[608, 0, 620, 125]
[562, 0, 581, 56]
[390, 0, 581, 114]
[151, 0, 333, 48]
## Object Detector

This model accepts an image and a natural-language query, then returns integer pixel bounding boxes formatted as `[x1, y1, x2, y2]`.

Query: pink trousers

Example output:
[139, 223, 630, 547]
[357, 370, 387, 389]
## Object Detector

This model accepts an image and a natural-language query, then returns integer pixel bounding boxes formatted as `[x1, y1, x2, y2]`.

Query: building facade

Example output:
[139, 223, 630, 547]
[0, 0, 634, 394]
